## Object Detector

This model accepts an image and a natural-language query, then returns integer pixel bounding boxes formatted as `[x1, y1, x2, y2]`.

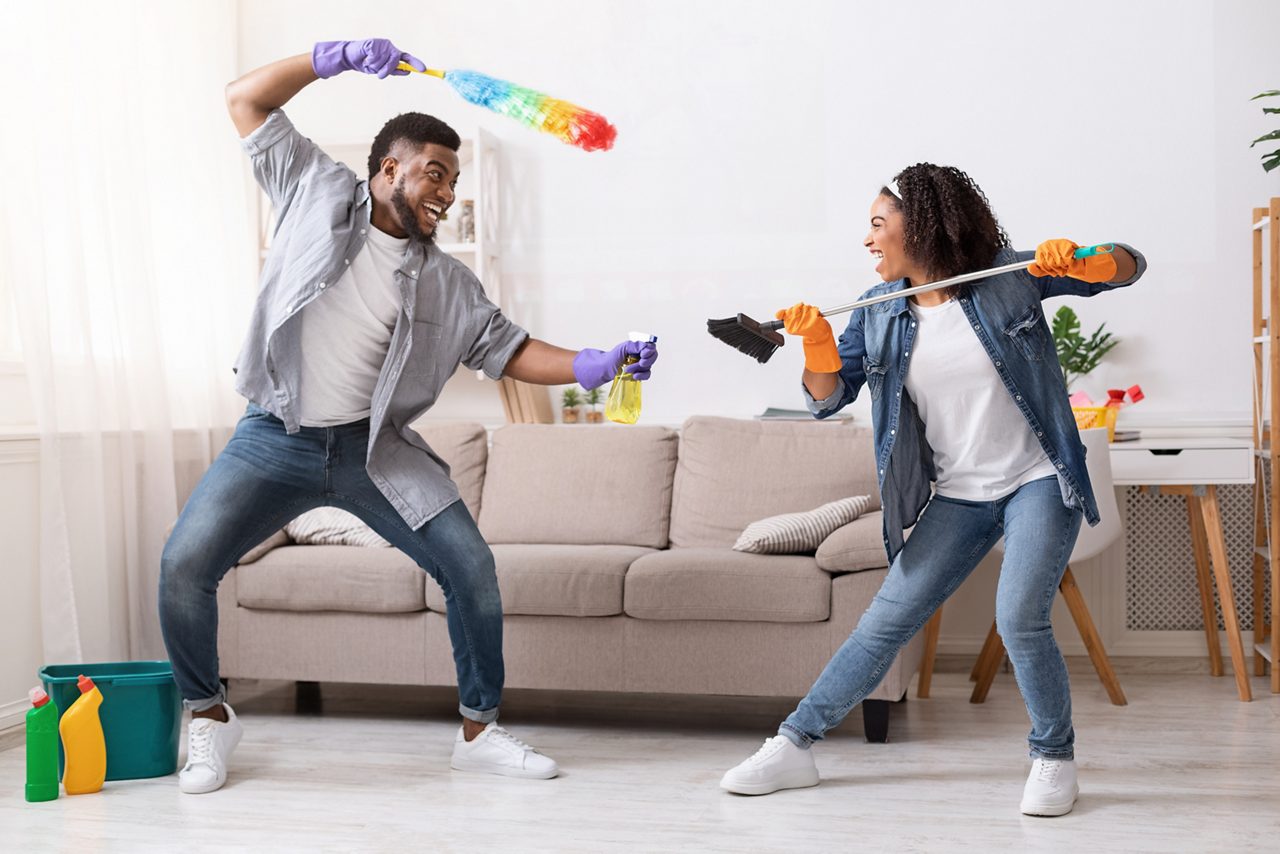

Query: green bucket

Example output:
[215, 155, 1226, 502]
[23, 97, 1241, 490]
[39, 660, 182, 781]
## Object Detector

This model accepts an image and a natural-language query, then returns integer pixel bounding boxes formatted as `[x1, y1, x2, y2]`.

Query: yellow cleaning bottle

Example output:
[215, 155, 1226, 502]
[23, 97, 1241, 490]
[59, 675, 106, 795]
[606, 333, 656, 425]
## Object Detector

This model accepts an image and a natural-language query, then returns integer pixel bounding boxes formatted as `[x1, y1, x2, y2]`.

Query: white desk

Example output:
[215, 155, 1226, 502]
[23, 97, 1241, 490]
[1108, 436, 1254, 701]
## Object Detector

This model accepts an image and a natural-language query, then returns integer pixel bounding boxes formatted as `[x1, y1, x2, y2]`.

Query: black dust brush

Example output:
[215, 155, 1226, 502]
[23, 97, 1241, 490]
[705, 253, 1110, 364]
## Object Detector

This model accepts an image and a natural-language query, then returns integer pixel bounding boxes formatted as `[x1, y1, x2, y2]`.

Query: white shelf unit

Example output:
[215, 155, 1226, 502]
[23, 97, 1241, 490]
[1250, 196, 1280, 693]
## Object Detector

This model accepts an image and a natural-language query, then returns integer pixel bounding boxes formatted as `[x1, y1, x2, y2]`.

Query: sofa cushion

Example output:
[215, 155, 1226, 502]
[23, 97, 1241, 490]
[624, 548, 831, 623]
[478, 424, 678, 548]
[285, 507, 392, 548]
[815, 511, 889, 573]
[669, 416, 881, 549]
[235, 545, 426, 613]
[412, 421, 488, 519]
[425, 544, 655, 617]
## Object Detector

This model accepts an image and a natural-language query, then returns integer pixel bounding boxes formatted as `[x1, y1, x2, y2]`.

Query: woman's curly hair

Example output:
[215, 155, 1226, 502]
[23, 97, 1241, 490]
[885, 163, 1010, 279]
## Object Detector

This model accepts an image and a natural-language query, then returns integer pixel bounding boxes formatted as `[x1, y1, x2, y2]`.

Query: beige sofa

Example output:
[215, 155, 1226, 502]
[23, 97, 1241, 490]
[215, 416, 924, 741]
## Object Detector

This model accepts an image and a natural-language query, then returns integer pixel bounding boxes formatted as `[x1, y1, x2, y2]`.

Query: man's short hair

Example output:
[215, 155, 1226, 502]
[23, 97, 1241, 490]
[367, 112, 461, 179]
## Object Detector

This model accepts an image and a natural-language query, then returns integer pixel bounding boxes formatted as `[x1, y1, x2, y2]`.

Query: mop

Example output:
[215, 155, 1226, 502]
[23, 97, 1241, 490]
[707, 244, 1115, 364]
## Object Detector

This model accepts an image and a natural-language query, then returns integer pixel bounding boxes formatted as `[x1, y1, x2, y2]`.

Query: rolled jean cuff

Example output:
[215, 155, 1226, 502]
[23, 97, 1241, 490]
[184, 690, 226, 713]
[1030, 748, 1074, 761]
[460, 703, 499, 724]
[778, 723, 813, 749]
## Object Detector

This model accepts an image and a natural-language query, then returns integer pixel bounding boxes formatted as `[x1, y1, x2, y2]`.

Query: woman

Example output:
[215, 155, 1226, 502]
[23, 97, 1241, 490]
[718, 163, 1145, 816]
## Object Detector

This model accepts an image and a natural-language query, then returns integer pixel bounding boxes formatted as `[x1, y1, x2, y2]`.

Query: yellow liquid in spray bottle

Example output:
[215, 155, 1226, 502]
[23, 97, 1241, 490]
[605, 332, 656, 425]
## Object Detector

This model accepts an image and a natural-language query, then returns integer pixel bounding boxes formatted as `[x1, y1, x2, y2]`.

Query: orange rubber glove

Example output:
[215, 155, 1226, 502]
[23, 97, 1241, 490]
[775, 302, 842, 373]
[1027, 239, 1117, 283]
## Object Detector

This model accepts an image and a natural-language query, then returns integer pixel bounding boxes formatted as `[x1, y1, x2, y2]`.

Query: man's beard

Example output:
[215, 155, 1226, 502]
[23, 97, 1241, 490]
[390, 181, 436, 245]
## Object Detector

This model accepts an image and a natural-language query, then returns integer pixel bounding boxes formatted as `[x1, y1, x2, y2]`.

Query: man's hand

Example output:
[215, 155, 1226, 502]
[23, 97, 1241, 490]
[776, 303, 841, 373]
[312, 39, 426, 79]
[572, 340, 659, 391]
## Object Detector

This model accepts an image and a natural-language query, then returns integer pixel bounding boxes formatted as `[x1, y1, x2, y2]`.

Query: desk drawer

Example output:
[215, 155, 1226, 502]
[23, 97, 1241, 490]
[1109, 447, 1253, 485]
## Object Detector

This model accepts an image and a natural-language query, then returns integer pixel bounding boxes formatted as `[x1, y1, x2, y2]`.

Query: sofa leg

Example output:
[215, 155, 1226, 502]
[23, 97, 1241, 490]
[296, 680, 322, 715]
[862, 699, 890, 743]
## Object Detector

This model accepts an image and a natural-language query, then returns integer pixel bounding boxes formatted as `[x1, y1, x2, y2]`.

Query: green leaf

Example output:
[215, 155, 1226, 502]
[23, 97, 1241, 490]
[1263, 107, 1280, 114]
[1251, 130, 1280, 147]
[1265, 152, 1280, 172]
[1251, 90, 1280, 100]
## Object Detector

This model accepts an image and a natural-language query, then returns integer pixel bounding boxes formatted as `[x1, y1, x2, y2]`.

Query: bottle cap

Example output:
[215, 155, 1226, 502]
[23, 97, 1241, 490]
[29, 687, 49, 708]
[628, 331, 657, 344]
[77, 675, 96, 694]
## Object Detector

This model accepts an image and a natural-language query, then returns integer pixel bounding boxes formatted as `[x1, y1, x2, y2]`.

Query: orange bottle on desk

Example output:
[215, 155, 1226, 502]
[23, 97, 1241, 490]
[59, 675, 106, 794]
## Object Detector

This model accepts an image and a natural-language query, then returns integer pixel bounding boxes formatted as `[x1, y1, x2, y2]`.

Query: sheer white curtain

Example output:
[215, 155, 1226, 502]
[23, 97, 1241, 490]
[0, 3, 255, 663]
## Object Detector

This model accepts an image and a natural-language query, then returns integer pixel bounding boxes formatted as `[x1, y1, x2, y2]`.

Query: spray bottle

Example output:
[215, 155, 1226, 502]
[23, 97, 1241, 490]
[59, 675, 106, 795]
[605, 332, 657, 424]
[25, 687, 59, 802]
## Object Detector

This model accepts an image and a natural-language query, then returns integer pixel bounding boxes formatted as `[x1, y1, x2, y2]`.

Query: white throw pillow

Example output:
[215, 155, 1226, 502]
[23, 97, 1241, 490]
[733, 496, 871, 554]
[284, 508, 391, 548]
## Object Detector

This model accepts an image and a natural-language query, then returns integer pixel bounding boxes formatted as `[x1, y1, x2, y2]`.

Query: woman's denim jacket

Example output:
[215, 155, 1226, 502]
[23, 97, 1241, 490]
[806, 245, 1147, 562]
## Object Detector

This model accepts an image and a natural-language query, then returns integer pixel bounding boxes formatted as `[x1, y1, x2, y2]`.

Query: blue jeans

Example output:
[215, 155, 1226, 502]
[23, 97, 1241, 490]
[159, 404, 503, 722]
[780, 476, 1082, 759]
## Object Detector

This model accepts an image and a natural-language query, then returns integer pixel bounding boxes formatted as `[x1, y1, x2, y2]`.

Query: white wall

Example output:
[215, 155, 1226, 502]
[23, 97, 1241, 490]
[236, 0, 1280, 428]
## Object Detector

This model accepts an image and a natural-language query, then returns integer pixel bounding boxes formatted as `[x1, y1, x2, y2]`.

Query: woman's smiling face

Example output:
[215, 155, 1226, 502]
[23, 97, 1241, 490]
[864, 192, 909, 282]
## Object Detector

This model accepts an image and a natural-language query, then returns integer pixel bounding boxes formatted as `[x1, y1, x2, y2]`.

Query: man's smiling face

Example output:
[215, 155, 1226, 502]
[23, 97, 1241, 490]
[385, 143, 459, 244]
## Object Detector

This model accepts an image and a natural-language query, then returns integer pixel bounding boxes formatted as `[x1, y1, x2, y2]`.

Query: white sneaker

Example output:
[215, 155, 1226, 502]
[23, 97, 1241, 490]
[720, 735, 820, 795]
[1020, 757, 1079, 816]
[178, 704, 244, 794]
[450, 723, 559, 779]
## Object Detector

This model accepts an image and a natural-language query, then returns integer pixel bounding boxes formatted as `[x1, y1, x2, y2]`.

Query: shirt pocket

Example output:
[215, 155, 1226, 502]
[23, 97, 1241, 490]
[863, 356, 888, 398]
[1003, 306, 1049, 362]
[401, 320, 451, 380]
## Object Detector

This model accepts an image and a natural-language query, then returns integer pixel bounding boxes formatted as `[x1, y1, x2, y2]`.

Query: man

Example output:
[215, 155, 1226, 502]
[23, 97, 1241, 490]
[159, 38, 658, 795]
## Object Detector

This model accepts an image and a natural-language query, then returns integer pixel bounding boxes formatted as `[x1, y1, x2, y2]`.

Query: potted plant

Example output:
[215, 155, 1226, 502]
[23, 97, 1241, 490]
[1051, 305, 1119, 391]
[583, 387, 603, 423]
[1251, 90, 1280, 172]
[561, 386, 582, 423]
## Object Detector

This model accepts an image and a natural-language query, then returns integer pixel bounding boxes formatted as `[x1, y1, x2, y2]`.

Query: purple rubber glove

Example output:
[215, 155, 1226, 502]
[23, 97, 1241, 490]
[572, 340, 659, 391]
[311, 39, 426, 79]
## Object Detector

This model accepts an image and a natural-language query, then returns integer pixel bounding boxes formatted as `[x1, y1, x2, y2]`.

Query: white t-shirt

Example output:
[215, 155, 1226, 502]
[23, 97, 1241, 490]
[903, 297, 1058, 500]
[298, 225, 409, 426]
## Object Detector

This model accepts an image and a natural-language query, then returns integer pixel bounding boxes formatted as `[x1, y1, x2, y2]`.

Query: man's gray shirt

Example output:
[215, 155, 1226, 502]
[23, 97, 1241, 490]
[234, 109, 528, 529]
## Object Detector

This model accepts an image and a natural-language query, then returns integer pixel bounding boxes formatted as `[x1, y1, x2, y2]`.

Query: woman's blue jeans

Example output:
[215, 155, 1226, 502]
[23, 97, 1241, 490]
[159, 405, 503, 723]
[780, 476, 1082, 759]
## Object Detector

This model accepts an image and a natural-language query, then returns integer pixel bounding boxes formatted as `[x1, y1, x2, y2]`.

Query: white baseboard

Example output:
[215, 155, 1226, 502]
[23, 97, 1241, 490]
[1, 697, 31, 734]
[938, 629, 1258, 659]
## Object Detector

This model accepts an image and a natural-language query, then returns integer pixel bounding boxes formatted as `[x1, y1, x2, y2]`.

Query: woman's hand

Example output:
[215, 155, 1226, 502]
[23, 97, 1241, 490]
[776, 303, 841, 373]
[1028, 239, 1118, 284]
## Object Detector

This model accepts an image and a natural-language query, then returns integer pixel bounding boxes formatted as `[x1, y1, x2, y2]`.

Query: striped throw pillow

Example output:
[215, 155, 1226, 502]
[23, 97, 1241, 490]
[733, 496, 871, 555]
[284, 508, 391, 548]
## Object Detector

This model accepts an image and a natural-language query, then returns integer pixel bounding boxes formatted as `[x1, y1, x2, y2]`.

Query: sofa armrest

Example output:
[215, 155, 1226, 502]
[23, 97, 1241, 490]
[815, 511, 888, 574]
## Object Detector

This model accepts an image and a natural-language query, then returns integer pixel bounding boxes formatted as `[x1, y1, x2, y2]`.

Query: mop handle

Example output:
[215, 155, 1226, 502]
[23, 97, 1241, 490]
[761, 244, 1115, 331]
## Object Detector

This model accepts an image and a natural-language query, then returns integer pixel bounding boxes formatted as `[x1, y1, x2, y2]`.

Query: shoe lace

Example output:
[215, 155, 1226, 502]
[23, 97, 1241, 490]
[1033, 759, 1062, 785]
[486, 725, 534, 754]
[186, 720, 216, 767]
[747, 737, 786, 765]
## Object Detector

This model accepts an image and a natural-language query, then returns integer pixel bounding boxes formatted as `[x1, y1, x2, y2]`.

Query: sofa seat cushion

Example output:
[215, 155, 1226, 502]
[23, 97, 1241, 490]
[236, 545, 426, 613]
[815, 511, 889, 573]
[624, 548, 831, 623]
[424, 544, 656, 617]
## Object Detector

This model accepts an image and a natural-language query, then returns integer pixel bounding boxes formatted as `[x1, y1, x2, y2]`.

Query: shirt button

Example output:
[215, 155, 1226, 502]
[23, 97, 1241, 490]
[345, 259, 351, 265]
[1036, 431, 1043, 437]
[410, 270, 418, 278]
[995, 361, 1002, 367]
[973, 324, 980, 330]
[890, 429, 895, 435]
[911, 322, 916, 328]
[1057, 463, 1065, 469]
[360, 229, 367, 235]
[1015, 395, 1022, 401]
[319, 282, 327, 289]
[879, 469, 884, 475]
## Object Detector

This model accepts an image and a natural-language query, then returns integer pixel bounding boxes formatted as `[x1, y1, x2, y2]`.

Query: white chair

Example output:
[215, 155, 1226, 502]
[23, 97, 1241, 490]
[916, 427, 1127, 706]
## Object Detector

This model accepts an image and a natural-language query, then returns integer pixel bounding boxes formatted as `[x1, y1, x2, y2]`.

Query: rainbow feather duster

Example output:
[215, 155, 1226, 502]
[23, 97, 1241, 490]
[399, 63, 617, 152]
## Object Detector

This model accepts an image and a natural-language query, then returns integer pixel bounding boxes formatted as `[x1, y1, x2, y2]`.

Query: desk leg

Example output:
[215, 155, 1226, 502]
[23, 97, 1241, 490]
[1196, 486, 1253, 702]
[1187, 498, 1225, 677]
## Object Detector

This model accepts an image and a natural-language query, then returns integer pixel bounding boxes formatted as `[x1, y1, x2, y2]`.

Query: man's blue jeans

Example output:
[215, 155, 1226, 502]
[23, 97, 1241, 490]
[780, 476, 1082, 759]
[159, 404, 503, 722]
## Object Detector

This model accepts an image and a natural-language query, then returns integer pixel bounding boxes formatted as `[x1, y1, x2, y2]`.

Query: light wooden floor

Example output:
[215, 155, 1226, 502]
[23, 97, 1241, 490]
[2, 661, 1277, 853]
